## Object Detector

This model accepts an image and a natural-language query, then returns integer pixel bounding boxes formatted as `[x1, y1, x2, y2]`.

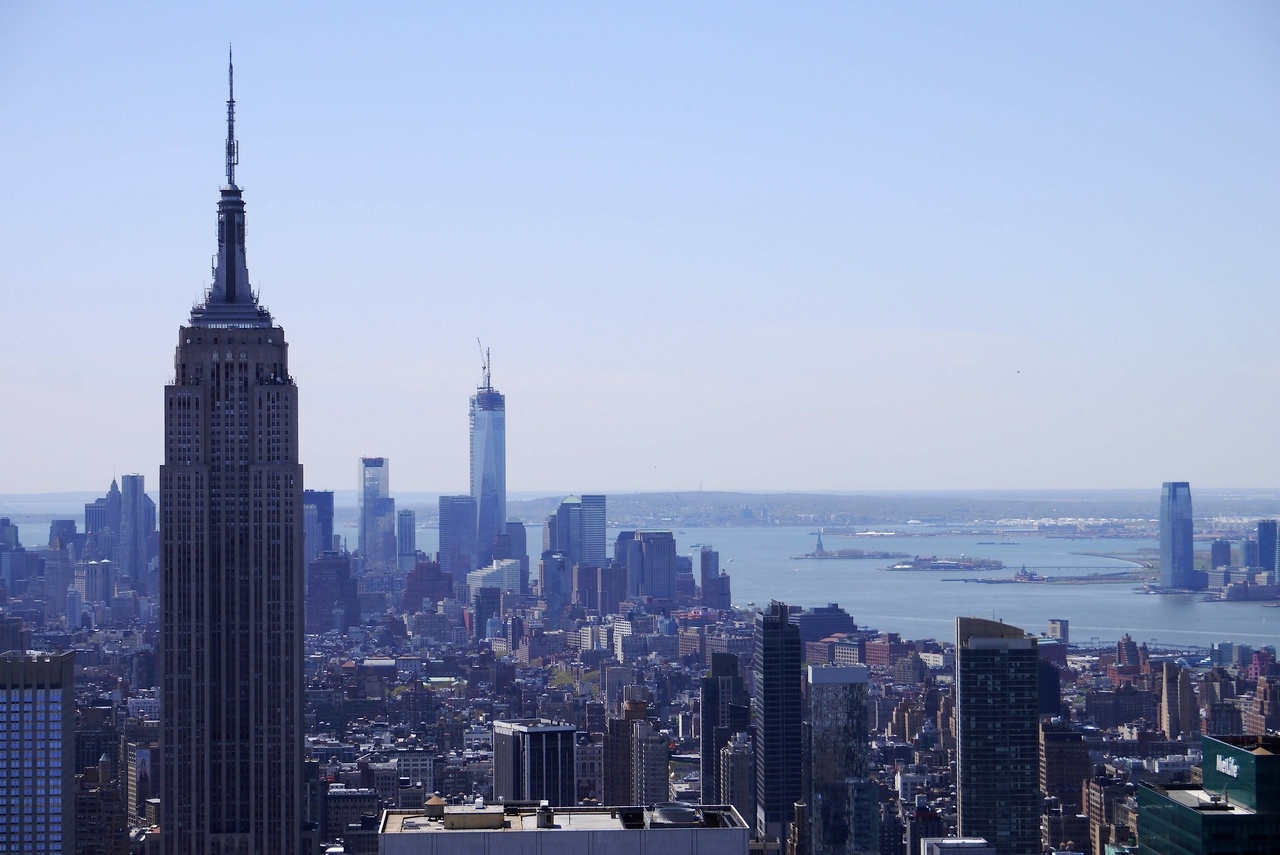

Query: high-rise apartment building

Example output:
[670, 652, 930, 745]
[955, 617, 1040, 855]
[807, 664, 878, 855]
[1159, 482, 1195, 589]
[1258, 519, 1277, 572]
[491, 719, 577, 807]
[160, 61, 303, 854]
[470, 352, 506, 568]
[753, 601, 803, 841]
[438, 495, 478, 578]
[0, 651, 75, 854]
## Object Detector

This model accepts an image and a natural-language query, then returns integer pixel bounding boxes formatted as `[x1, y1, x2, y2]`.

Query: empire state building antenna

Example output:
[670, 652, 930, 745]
[226, 46, 239, 187]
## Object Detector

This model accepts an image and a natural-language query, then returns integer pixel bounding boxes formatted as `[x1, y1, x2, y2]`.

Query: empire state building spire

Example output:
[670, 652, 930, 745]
[191, 48, 272, 327]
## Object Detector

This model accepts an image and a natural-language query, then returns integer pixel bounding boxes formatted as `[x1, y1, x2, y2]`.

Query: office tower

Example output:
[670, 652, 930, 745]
[955, 617, 1040, 855]
[438, 495, 478, 578]
[116, 473, 152, 582]
[0, 650, 75, 854]
[471, 350, 506, 568]
[545, 495, 607, 569]
[795, 603, 856, 644]
[359, 456, 390, 556]
[1136, 735, 1280, 854]
[397, 508, 417, 572]
[720, 733, 755, 824]
[616, 530, 678, 600]
[1240, 538, 1260, 569]
[84, 479, 122, 561]
[753, 601, 803, 841]
[1159, 481, 1194, 589]
[302, 489, 335, 562]
[160, 62, 303, 854]
[503, 520, 529, 594]
[597, 563, 627, 617]
[1264, 519, 1280, 572]
[806, 664, 877, 855]
[306, 551, 360, 634]
[491, 719, 577, 807]
[1209, 538, 1231, 570]
[472, 586, 501, 641]
[700, 652, 750, 806]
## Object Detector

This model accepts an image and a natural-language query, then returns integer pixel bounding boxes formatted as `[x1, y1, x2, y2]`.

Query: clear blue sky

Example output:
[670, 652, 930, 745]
[3, 3, 1278, 494]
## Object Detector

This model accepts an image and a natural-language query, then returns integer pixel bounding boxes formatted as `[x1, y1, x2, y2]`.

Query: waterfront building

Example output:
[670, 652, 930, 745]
[379, 803, 750, 855]
[1210, 539, 1232, 570]
[1136, 735, 1280, 854]
[1239, 538, 1260, 569]
[806, 664, 877, 855]
[0, 650, 75, 854]
[753, 600, 803, 841]
[1159, 481, 1196, 589]
[160, 62, 303, 853]
[438, 495, 478, 578]
[491, 719, 577, 807]
[397, 508, 417, 572]
[1047, 618, 1069, 644]
[470, 351, 506, 568]
[1263, 519, 1280, 572]
[955, 617, 1040, 855]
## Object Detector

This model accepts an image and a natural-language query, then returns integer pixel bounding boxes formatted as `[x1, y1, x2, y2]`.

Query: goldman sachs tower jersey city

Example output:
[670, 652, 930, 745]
[160, 58, 304, 854]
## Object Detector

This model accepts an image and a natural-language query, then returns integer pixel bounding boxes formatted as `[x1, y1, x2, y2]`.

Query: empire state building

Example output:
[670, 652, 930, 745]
[161, 58, 303, 855]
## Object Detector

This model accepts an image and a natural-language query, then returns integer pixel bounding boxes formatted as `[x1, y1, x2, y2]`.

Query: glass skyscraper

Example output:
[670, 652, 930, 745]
[160, 60, 303, 854]
[1159, 481, 1195, 589]
[752, 601, 803, 842]
[470, 354, 506, 568]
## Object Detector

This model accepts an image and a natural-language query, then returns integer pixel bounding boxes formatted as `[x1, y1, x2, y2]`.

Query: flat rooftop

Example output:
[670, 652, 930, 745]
[1149, 785, 1257, 817]
[383, 803, 748, 835]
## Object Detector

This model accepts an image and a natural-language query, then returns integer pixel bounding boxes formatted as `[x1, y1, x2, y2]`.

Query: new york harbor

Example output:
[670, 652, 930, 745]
[2, 6, 1279, 855]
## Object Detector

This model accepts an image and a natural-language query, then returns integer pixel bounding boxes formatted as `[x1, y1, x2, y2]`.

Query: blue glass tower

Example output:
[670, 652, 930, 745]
[470, 349, 506, 568]
[1159, 481, 1195, 589]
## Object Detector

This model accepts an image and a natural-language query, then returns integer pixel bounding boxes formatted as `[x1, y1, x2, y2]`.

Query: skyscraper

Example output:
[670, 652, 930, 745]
[615, 530, 678, 601]
[491, 719, 577, 807]
[1159, 481, 1195, 589]
[116, 473, 153, 584]
[438, 495, 478, 578]
[544, 495, 607, 569]
[397, 508, 417, 572]
[1258, 519, 1277, 572]
[753, 601, 803, 841]
[160, 59, 303, 854]
[470, 350, 506, 568]
[700, 652, 749, 807]
[955, 617, 1040, 855]
[0, 651, 75, 854]
[358, 458, 395, 571]
[807, 664, 878, 855]
[302, 489, 335, 561]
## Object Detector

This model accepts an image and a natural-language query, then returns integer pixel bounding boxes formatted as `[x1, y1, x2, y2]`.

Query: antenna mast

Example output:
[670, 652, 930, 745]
[226, 46, 239, 186]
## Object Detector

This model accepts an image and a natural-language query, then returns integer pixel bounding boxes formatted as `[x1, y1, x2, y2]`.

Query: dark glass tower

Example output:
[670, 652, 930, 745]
[955, 617, 1040, 855]
[470, 350, 506, 568]
[160, 57, 303, 854]
[752, 600, 802, 841]
[1159, 481, 1194, 589]
[699, 652, 749, 806]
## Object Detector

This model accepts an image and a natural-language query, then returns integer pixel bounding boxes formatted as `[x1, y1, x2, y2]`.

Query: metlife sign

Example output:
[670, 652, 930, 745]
[1215, 754, 1240, 779]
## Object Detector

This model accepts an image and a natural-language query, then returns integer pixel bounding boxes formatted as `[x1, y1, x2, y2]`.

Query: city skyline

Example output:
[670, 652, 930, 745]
[4, 5, 1280, 494]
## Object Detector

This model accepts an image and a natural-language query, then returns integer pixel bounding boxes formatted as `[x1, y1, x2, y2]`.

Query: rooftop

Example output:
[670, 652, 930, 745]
[382, 803, 748, 835]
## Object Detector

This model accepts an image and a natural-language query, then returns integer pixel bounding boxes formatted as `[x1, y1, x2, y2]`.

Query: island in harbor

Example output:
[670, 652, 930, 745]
[792, 532, 909, 561]
[884, 556, 1005, 572]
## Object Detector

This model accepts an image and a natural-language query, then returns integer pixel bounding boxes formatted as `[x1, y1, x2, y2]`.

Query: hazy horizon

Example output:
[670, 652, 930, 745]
[4, 5, 1278, 493]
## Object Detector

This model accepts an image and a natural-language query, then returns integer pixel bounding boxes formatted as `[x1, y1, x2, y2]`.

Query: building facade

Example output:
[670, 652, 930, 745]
[1159, 481, 1196, 589]
[955, 617, 1040, 855]
[160, 62, 303, 854]
[470, 354, 506, 568]
[753, 601, 803, 841]
[0, 651, 75, 854]
[807, 664, 877, 855]
[491, 719, 577, 807]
